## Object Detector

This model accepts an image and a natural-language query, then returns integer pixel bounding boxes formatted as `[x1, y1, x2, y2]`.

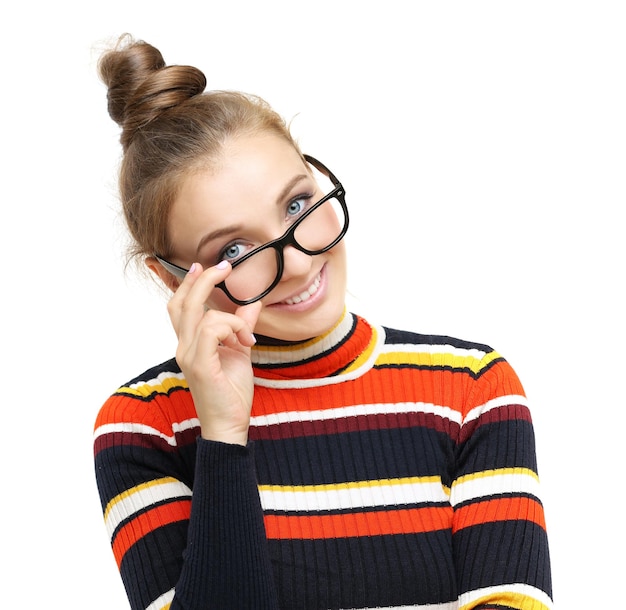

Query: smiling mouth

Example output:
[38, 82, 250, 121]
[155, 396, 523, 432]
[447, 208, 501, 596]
[280, 272, 322, 305]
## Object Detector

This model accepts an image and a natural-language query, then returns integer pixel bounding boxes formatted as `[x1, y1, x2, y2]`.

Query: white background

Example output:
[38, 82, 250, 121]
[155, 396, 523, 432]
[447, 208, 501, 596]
[3, 1, 624, 607]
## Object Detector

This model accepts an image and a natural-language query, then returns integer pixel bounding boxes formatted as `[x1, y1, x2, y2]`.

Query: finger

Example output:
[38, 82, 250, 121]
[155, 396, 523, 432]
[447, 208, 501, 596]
[179, 316, 239, 376]
[233, 301, 262, 347]
[169, 261, 232, 340]
[185, 312, 252, 367]
[200, 308, 256, 351]
[167, 262, 202, 329]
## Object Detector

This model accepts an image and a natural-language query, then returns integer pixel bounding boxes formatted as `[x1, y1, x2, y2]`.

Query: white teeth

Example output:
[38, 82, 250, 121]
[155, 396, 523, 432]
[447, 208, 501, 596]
[282, 274, 321, 305]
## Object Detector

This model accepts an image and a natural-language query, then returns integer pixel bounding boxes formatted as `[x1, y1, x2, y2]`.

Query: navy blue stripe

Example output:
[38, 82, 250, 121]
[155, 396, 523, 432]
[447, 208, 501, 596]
[253, 426, 455, 486]
[120, 357, 181, 385]
[456, 419, 538, 476]
[119, 521, 187, 609]
[269, 532, 457, 608]
[454, 520, 552, 597]
[383, 326, 494, 353]
[94, 444, 196, 508]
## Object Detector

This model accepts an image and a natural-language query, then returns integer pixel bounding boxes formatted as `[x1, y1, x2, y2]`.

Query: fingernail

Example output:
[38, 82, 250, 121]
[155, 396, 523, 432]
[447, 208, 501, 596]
[189, 263, 197, 274]
[216, 260, 229, 269]
[250, 333, 257, 345]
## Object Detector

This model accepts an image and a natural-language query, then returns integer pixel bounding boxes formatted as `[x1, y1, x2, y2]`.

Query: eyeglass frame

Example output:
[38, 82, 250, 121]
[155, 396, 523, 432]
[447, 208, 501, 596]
[155, 155, 349, 306]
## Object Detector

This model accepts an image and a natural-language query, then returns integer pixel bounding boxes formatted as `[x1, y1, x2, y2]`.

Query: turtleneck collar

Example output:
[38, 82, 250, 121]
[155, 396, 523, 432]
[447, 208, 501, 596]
[251, 309, 377, 382]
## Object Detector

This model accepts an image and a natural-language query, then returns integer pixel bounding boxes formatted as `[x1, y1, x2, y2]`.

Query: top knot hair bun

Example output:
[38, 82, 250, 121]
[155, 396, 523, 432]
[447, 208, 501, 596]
[98, 34, 207, 149]
[97, 33, 297, 266]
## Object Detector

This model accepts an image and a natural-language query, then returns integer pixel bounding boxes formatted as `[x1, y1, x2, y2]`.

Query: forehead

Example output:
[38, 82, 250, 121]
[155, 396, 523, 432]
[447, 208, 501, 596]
[188, 134, 304, 202]
[168, 133, 308, 245]
[227, 131, 301, 174]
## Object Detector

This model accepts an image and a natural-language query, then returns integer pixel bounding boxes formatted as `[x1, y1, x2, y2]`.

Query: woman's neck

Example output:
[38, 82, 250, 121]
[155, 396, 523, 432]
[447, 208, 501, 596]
[250, 309, 375, 381]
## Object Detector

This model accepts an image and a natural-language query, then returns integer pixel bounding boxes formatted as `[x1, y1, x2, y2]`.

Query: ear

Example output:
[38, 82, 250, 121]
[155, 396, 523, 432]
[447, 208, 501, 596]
[145, 256, 182, 292]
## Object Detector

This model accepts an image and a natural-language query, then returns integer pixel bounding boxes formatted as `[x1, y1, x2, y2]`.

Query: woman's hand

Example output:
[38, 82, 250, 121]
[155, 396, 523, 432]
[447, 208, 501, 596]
[167, 261, 262, 446]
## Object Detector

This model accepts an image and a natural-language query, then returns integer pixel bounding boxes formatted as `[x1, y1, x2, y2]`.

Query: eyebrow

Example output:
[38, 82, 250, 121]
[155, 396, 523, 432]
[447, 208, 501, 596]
[195, 172, 310, 255]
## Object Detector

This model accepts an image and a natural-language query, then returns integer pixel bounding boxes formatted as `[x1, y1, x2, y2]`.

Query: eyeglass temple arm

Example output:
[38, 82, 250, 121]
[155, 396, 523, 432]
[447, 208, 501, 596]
[155, 255, 189, 279]
[304, 154, 341, 187]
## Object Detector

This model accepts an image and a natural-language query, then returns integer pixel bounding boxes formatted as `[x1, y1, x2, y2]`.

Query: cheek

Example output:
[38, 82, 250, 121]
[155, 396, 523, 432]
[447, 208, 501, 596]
[330, 241, 348, 274]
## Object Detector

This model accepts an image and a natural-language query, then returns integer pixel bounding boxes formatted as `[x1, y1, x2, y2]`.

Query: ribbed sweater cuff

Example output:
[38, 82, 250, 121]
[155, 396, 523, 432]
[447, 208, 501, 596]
[173, 439, 278, 609]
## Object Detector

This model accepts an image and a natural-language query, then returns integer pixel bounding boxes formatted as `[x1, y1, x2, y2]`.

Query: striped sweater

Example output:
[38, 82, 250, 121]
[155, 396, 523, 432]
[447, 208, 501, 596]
[94, 311, 552, 610]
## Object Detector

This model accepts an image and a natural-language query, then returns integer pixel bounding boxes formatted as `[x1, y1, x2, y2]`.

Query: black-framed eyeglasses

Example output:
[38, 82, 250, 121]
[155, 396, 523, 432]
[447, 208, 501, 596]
[155, 155, 349, 306]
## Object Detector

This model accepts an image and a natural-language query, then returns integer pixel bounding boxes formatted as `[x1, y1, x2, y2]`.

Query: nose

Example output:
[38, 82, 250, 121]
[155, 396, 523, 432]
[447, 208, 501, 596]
[279, 244, 313, 282]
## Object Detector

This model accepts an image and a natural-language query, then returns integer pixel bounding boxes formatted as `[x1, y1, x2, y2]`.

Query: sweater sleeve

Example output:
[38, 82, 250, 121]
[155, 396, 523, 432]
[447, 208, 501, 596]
[173, 439, 278, 609]
[451, 354, 553, 609]
[94, 383, 278, 610]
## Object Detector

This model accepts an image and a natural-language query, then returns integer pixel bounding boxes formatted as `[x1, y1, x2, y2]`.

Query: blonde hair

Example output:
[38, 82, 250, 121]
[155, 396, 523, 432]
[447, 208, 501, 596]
[98, 34, 302, 265]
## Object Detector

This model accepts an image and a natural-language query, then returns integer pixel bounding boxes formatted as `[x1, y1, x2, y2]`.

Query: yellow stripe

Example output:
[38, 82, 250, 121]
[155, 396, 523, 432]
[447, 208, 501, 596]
[117, 376, 188, 397]
[259, 475, 446, 495]
[103, 476, 179, 521]
[454, 467, 539, 487]
[376, 349, 501, 375]
[460, 590, 551, 610]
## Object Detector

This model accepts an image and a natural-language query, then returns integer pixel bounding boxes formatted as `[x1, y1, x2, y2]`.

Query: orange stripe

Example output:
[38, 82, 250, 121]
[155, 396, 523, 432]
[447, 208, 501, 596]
[454, 496, 546, 533]
[112, 500, 191, 568]
[95, 393, 197, 435]
[264, 506, 452, 540]
[253, 360, 523, 419]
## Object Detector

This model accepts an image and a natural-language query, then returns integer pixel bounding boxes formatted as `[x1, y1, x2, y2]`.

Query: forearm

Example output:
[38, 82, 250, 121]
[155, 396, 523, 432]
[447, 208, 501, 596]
[172, 439, 278, 609]
[94, 391, 279, 610]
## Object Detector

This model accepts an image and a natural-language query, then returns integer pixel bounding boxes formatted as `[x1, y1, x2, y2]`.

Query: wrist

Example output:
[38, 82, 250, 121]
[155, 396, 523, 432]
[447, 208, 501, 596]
[200, 425, 248, 446]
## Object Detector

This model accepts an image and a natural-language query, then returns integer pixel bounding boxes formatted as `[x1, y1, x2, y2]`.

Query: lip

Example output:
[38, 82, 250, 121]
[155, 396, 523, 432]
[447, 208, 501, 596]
[267, 265, 328, 311]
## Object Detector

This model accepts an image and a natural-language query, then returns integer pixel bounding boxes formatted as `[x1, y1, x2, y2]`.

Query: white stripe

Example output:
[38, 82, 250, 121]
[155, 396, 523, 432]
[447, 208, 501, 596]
[459, 583, 552, 609]
[260, 479, 449, 512]
[450, 470, 540, 506]
[172, 418, 200, 433]
[463, 394, 528, 425]
[145, 588, 175, 610]
[127, 371, 186, 390]
[250, 401, 461, 427]
[93, 418, 200, 445]
[346, 602, 458, 610]
[379, 342, 488, 360]
[252, 310, 355, 366]
[105, 479, 192, 537]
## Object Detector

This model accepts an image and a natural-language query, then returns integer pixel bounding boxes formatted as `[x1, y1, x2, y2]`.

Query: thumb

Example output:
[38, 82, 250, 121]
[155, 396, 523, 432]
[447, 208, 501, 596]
[235, 300, 263, 339]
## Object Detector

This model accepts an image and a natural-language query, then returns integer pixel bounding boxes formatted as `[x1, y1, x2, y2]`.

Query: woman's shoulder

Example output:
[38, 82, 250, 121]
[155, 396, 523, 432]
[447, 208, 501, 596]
[374, 322, 525, 410]
[93, 357, 195, 432]
[116, 357, 185, 395]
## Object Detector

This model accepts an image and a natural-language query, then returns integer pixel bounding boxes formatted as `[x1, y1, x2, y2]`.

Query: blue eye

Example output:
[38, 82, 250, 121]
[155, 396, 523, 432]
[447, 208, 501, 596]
[287, 197, 307, 217]
[221, 242, 246, 262]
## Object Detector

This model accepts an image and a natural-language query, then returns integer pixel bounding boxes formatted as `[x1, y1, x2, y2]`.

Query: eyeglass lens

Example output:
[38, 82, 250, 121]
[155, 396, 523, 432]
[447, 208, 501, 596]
[222, 195, 347, 303]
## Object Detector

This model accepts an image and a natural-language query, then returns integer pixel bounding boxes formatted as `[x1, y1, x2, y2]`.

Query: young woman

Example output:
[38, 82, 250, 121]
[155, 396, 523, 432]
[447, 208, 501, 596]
[94, 35, 553, 610]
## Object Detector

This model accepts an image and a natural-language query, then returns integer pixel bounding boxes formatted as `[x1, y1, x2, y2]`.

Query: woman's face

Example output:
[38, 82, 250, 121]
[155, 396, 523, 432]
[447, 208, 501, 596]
[166, 133, 348, 341]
